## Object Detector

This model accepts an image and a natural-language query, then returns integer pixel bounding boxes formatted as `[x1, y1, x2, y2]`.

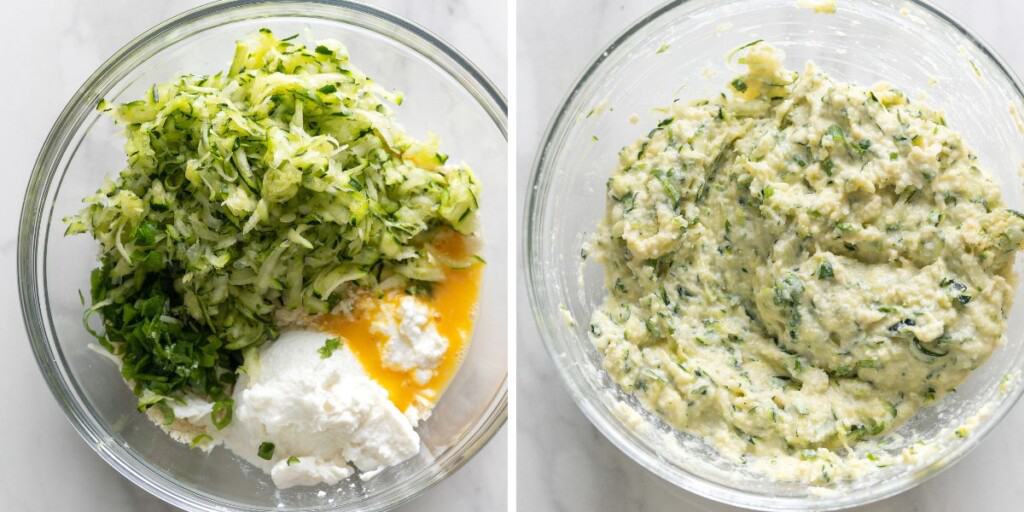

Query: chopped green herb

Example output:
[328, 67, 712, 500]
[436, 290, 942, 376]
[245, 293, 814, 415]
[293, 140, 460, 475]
[914, 338, 949, 358]
[211, 399, 234, 430]
[821, 158, 834, 176]
[153, 401, 175, 426]
[826, 124, 846, 145]
[940, 278, 972, 306]
[190, 434, 213, 448]
[258, 441, 275, 460]
[318, 337, 342, 359]
[888, 317, 916, 333]
[773, 274, 804, 336]
[818, 261, 834, 280]
[133, 221, 158, 245]
[856, 359, 879, 369]
[830, 365, 855, 378]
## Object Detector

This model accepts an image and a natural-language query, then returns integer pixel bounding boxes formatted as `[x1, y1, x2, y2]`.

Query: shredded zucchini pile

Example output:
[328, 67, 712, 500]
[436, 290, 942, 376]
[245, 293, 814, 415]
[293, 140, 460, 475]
[65, 29, 481, 423]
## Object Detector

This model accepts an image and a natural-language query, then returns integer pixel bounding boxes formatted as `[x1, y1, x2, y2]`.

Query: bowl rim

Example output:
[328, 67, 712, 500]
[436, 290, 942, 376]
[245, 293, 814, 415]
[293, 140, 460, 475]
[523, 0, 1024, 510]
[17, 1, 507, 511]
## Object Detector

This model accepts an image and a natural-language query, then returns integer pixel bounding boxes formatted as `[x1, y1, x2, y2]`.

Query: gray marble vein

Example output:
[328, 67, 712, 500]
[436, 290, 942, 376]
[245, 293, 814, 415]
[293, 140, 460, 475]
[0, 1, 505, 511]
[517, 1, 1024, 511]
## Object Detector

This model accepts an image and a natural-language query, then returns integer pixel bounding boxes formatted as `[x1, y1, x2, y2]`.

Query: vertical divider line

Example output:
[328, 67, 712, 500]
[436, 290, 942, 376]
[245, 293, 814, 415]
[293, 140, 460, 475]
[506, 0, 518, 510]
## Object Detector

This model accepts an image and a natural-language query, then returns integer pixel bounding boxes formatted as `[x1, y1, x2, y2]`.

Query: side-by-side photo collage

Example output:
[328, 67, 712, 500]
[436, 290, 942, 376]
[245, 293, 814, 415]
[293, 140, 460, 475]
[4, 1, 1024, 511]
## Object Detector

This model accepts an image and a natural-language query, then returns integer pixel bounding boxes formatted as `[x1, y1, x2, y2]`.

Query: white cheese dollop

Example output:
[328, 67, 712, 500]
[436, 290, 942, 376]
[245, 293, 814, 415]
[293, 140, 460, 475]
[222, 329, 420, 489]
[372, 296, 449, 385]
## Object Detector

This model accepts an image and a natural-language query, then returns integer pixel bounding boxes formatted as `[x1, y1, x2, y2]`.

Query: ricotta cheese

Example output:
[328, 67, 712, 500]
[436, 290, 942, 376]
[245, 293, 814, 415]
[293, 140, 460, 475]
[589, 42, 1024, 483]
[373, 296, 448, 385]
[146, 330, 422, 489]
[224, 330, 420, 489]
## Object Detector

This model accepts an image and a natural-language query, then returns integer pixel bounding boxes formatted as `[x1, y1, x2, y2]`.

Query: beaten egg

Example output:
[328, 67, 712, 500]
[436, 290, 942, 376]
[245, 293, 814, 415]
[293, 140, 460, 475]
[319, 231, 483, 413]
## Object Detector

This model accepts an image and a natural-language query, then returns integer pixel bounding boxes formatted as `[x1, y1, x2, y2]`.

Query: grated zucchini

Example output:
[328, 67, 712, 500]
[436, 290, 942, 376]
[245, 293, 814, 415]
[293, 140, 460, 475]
[64, 29, 481, 423]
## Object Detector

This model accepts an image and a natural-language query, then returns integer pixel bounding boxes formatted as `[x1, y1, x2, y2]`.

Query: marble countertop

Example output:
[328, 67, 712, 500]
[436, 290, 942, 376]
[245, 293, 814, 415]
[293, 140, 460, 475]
[0, 1, 505, 511]
[516, 1, 1024, 511]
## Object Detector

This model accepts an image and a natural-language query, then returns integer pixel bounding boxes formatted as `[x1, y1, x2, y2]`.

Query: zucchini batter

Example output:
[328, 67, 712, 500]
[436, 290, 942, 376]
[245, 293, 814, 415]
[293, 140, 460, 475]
[588, 42, 1024, 482]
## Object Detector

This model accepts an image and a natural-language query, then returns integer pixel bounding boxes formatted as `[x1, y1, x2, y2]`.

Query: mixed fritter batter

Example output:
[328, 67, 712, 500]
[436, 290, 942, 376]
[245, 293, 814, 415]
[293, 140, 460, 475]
[588, 42, 1024, 482]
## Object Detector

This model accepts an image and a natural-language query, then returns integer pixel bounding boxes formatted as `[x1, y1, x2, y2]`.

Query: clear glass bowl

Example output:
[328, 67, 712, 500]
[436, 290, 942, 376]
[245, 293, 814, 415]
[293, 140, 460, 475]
[524, 0, 1024, 509]
[17, 1, 507, 511]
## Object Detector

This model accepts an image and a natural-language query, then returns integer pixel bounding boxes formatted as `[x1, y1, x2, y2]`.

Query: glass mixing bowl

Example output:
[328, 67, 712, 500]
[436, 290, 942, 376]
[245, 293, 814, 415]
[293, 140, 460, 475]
[525, 0, 1024, 509]
[17, 1, 507, 511]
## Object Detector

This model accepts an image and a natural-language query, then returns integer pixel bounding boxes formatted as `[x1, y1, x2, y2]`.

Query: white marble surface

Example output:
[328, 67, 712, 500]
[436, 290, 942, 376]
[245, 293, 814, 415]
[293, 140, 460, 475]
[0, 1, 505, 511]
[517, 1, 1024, 511]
